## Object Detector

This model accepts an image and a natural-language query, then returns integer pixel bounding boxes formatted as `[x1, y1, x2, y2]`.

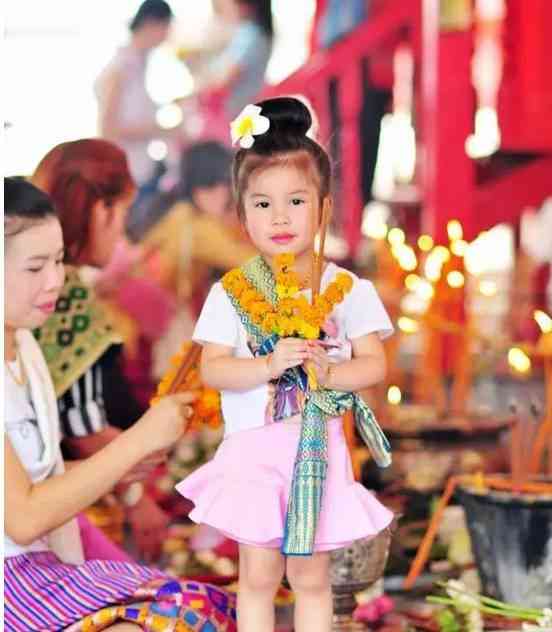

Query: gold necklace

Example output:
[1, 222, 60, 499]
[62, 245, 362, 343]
[5, 348, 27, 387]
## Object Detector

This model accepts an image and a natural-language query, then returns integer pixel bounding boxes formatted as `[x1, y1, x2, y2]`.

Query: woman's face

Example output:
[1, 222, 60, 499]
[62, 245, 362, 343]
[214, 0, 242, 23]
[142, 19, 172, 49]
[86, 192, 134, 268]
[4, 217, 65, 331]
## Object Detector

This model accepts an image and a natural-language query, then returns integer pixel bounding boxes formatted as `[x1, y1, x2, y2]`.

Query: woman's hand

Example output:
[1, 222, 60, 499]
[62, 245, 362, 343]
[133, 392, 198, 454]
[267, 338, 310, 379]
[306, 341, 332, 386]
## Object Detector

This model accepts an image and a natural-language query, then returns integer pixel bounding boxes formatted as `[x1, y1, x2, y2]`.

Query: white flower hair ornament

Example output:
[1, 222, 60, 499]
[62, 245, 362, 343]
[230, 104, 270, 149]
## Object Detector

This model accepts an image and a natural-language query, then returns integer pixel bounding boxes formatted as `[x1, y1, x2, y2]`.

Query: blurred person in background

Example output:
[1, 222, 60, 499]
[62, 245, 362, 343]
[33, 138, 174, 563]
[180, 0, 274, 143]
[139, 140, 257, 377]
[95, 0, 175, 225]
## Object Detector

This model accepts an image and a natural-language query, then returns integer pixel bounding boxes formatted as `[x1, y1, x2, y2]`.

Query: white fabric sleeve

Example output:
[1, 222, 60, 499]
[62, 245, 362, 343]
[193, 282, 239, 348]
[344, 278, 394, 340]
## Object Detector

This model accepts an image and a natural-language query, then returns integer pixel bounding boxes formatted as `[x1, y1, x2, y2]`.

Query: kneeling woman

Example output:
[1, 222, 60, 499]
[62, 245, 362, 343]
[3, 177, 236, 632]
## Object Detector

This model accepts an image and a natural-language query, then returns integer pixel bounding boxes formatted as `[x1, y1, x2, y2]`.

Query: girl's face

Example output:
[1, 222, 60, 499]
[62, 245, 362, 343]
[4, 217, 65, 331]
[243, 164, 320, 260]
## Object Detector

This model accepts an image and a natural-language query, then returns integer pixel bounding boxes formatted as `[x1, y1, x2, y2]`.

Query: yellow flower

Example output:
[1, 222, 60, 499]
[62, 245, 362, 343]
[276, 284, 299, 299]
[294, 294, 310, 310]
[275, 316, 295, 337]
[222, 269, 244, 287]
[335, 272, 354, 293]
[239, 288, 260, 310]
[298, 321, 319, 340]
[274, 253, 295, 271]
[262, 312, 278, 333]
[277, 298, 297, 317]
[277, 271, 300, 287]
[250, 301, 271, 324]
[231, 278, 248, 298]
[314, 295, 333, 316]
[250, 300, 271, 316]
[323, 284, 344, 305]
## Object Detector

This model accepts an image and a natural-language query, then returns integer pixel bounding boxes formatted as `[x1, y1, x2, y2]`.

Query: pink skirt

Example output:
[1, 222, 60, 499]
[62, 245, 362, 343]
[176, 418, 393, 552]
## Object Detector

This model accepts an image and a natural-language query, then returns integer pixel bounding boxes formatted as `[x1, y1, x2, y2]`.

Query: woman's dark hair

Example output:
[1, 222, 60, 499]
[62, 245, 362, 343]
[180, 141, 233, 200]
[239, 0, 273, 38]
[4, 177, 57, 237]
[130, 0, 173, 32]
[232, 97, 331, 219]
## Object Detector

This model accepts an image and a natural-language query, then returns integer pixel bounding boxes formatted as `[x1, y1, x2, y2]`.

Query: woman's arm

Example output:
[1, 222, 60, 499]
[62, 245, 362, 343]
[4, 393, 194, 546]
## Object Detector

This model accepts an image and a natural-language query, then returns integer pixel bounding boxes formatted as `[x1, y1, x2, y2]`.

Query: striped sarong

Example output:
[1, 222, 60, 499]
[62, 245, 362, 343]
[4, 552, 236, 631]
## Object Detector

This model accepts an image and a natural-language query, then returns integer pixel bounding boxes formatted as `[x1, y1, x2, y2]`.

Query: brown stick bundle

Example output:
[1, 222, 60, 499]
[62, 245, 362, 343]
[529, 417, 552, 474]
[311, 198, 331, 303]
[403, 473, 552, 590]
[167, 342, 202, 395]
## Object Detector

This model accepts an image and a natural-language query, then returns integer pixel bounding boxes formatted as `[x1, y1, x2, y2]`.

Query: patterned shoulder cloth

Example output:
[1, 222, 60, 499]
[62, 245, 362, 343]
[34, 266, 122, 398]
[222, 255, 392, 556]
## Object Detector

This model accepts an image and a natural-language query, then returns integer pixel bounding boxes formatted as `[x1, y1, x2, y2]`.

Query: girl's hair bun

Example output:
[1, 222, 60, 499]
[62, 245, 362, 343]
[257, 97, 312, 138]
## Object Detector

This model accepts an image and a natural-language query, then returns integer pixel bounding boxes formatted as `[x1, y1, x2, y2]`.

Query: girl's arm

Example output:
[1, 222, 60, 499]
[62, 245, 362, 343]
[310, 333, 387, 392]
[201, 338, 310, 391]
[4, 393, 193, 546]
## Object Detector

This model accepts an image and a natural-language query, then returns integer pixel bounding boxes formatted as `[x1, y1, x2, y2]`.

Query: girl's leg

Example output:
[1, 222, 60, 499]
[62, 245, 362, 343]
[286, 552, 332, 632]
[103, 625, 142, 631]
[238, 544, 285, 632]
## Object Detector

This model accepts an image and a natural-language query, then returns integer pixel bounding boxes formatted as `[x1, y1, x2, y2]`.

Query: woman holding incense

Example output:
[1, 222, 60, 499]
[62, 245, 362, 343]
[4, 177, 236, 631]
[175, 97, 395, 632]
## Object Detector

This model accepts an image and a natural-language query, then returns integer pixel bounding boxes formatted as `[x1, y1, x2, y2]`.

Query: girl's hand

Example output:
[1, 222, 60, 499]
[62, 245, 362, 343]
[267, 338, 310, 379]
[133, 392, 198, 454]
[306, 341, 332, 387]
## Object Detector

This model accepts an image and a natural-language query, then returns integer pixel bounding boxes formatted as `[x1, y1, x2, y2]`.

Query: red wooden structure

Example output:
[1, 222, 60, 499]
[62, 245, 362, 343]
[261, 0, 552, 253]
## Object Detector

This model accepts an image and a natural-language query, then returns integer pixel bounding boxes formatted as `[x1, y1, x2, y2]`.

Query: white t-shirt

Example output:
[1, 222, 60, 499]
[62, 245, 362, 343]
[193, 263, 394, 437]
[4, 365, 52, 557]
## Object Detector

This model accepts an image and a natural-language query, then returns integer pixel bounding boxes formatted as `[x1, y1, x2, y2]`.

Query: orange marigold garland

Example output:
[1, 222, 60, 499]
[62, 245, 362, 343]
[151, 341, 222, 431]
[221, 253, 353, 341]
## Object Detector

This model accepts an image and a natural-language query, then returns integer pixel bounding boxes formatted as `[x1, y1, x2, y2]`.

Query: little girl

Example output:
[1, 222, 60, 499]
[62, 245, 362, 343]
[176, 97, 394, 632]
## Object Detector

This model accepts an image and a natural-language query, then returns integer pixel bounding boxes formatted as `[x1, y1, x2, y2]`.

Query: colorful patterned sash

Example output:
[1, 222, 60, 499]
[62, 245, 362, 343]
[223, 256, 392, 555]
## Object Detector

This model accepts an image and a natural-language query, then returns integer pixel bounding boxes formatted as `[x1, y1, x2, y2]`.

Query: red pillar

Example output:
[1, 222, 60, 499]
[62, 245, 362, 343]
[339, 61, 363, 256]
[420, 0, 476, 243]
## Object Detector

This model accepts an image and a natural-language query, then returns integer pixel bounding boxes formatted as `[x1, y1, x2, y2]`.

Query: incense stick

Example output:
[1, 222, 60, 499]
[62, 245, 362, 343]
[311, 198, 331, 303]
[510, 418, 523, 489]
[167, 342, 202, 395]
